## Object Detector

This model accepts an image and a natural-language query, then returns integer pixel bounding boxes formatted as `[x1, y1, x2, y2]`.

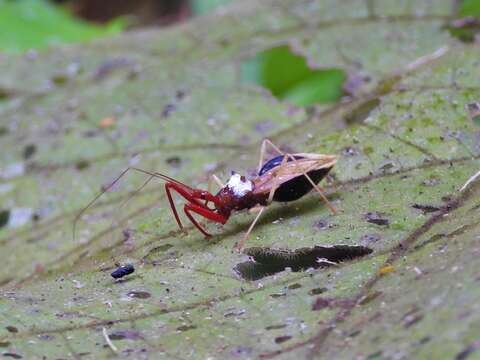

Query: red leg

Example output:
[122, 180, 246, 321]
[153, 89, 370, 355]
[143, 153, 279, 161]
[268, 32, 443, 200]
[165, 182, 225, 237]
[184, 203, 227, 237]
[165, 182, 201, 233]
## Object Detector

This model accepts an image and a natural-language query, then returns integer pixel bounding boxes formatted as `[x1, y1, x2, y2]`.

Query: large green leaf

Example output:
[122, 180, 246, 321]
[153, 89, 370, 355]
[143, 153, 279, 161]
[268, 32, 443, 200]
[1, 0, 479, 359]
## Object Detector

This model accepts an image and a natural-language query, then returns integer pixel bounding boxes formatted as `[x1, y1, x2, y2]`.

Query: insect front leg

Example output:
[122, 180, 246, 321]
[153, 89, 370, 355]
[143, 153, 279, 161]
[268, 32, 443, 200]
[183, 202, 227, 237]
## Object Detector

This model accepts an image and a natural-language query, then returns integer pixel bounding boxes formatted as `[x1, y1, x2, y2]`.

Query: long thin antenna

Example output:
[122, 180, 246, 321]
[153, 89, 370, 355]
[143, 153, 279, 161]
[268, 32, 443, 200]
[72, 167, 193, 242]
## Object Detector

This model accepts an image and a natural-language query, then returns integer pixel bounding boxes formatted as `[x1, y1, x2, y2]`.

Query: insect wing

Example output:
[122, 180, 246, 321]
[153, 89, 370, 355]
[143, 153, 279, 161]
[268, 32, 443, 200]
[253, 154, 337, 195]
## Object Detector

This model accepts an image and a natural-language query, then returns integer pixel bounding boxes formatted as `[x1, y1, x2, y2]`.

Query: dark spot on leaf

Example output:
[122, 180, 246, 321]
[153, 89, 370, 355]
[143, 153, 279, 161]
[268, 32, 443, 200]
[341, 146, 360, 156]
[364, 212, 389, 226]
[37, 334, 54, 341]
[0, 211, 10, 229]
[360, 233, 382, 244]
[274, 335, 292, 344]
[417, 336, 431, 346]
[378, 160, 395, 172]
[312, 297, 356, 311]
[166, 156, 182, 168]
[111, 264, 135, 279]
[176, 90, 186, 100]
[161, 103, 176, 118]
[218, 38, 230, 47]
[422, 177, 441, 186]
[348, 329, 361, 337]
[75, 160, 90, 171]
[176, 325, 197, 332]
[2, 353, 22, 359]
[412, 203, 441, 214]
[127, 290, 150, 299]
[108, 329, 143, 341]
[0, 127, 8, 136]
[22, 145, 36, 160]
[224, 309, 246, 318]
[82, 129, 99, 138]
[51, 74, 68, 86]
[5, 326, 18, 333]
[287, 283, 302, 290]
[467, 102, 480, 125]
[94, 58, 132, 80]
[0, 342, 10, 348]
[269, 293, 286, 298]
[236, 245, 372, 281]
[265, 324, 287, 330]
[455, 340, 480, 360]
[313, 218, 335, 230]
[403, 313, 423, 328]
[308, 287, 327, 296]
[344, 98, 380, 124]
[254, 120, 276, 134]
[230, 346, 252, 357]
[0, 88, 15, 100]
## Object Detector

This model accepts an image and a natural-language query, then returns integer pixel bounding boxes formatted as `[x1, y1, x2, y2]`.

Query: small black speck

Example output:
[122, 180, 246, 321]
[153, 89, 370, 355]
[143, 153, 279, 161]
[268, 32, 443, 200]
[287, 283, 302, 290]
[22, 144, 36, 160]
[308, 287, 327, 296]
[111, 264, 134, 279]
[166, 156, 182, 168]
[2, 353, 22, 359]
[274, 335, 292, 344]
[127, 291, 151, 299]
[5, 326, 18, 333]
[0, 210, 10, 228]
[364, 212, 389, 226]
[161, 103, 176, 118]
[75, 160, 90, 171]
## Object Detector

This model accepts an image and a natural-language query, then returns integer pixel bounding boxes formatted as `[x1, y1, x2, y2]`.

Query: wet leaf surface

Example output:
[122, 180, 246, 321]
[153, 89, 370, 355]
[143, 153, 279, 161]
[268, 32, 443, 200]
[1, 0, 480, 359]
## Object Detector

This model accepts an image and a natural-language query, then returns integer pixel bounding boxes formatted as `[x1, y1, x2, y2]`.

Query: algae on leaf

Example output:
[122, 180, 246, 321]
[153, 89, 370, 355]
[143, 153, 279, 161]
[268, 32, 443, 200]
[1, 0, 480, 359]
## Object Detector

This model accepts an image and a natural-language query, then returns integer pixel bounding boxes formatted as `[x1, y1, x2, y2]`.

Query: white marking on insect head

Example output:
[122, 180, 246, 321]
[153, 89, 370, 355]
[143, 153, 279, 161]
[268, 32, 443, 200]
[226, 173, 253, 196]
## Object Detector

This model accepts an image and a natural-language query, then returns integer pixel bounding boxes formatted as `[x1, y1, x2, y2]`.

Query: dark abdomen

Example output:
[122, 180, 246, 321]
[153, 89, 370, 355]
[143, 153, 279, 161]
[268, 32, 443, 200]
[259, 155, 332, 202]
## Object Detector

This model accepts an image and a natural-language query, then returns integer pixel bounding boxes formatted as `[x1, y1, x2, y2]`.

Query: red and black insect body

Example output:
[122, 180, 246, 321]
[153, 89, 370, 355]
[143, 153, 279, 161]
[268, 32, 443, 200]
[75, 140, 338, 250]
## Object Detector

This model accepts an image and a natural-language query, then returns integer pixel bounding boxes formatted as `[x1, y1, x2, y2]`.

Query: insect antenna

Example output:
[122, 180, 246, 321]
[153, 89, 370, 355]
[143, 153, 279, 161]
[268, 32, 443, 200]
[72, 167, 193, 243]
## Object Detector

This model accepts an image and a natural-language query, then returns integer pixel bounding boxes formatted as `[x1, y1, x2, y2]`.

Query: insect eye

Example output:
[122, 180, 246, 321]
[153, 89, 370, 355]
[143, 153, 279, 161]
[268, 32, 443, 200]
[200, 193, 206, 199]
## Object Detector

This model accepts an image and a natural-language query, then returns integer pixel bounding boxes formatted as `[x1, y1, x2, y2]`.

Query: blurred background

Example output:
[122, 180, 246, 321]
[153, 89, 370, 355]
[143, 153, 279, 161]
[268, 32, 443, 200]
[0, 0, 236, 54]
[1, 0, 479, 107]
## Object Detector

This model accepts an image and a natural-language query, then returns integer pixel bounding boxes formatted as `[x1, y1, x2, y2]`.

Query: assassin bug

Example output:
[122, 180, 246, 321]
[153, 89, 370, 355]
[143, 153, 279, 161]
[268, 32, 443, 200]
[74, 139, 337, 251]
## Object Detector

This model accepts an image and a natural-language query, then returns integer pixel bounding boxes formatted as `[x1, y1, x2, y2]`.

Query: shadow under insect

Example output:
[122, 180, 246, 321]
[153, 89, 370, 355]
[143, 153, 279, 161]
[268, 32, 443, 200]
[235, 245, 372, 281]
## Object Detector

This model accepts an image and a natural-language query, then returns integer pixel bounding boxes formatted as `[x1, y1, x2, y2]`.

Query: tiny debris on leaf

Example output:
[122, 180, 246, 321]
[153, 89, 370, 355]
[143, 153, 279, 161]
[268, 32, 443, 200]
[412, 203, 442, 213]
[99, 117, 116, 128]
[379, 265, 395, 275]
[111, 264, 135, 279]
[364, 212, 390, 226]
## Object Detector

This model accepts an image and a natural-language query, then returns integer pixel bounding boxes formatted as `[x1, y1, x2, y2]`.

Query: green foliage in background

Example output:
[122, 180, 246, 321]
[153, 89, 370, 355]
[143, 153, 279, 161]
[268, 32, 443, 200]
[242, 46, 346, 107]
[0, 0, 124, 54]
[459, 0, 480, 16]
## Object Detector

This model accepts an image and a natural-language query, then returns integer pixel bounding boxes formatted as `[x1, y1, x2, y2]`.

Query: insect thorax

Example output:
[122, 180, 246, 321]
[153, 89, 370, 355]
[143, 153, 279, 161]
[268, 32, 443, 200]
[215, 173, 266, 216]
